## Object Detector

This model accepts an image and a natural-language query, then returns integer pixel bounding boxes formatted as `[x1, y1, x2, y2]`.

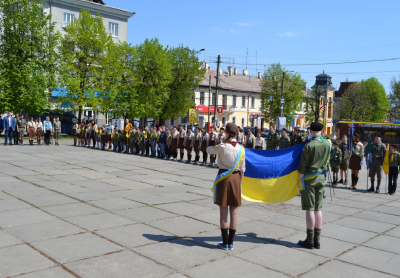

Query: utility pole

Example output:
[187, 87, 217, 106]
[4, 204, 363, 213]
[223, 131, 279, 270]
[280, 71, 285, 117]
[214, 55, 220, 126]
[208, 75, 211, 123]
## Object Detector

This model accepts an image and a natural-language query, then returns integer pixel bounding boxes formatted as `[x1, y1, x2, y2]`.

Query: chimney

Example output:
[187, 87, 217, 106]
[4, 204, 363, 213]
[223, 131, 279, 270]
[205, 62, 209, 71]
[228, 66, 232, 76]
[234, 68, 238, 75]
[208, 67, 212, 71]
[258, 72, 262, 79]
[243, 69, 248, 76]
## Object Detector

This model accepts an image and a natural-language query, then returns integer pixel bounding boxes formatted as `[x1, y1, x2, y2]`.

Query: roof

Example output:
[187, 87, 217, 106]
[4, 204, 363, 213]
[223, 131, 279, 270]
[199, 70, 262, 93]
[54, 0, 135, 18]
[316, 72, 332, 78]
[334, 81, 356, 98]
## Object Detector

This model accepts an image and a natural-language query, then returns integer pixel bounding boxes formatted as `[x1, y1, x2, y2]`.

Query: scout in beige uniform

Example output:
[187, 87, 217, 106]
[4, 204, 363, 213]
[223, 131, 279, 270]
[184, 129, 195, 163]
[27, 117, 36, 145]
[245, 129, 255, 149]
[237, 128, 245, 146]
[36, 117, 43, 146]
[72, 120, 78, 146]
[207, 122, 245, 251]
[178, 125, 186, 161]
[208, 127, 217, 166]
[201, 128, 209, 165]
[255, 132, 264, 150]
[90, 120, 97, 149]
[193, 127, 202, 164]
[367, 134, 386, 193]
[171, 126, 180, 160]
[349, 133, 364, 189]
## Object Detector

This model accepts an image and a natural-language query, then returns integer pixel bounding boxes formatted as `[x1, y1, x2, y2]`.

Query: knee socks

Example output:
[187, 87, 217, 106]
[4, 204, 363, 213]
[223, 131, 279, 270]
[228, 228, 236, 245]
[314, 228, 321, 244]
[221, 228, 228, 245]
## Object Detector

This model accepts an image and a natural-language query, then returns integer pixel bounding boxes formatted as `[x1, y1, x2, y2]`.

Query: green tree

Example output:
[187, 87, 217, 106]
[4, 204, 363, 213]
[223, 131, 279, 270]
[389, 77, 400, 119]
[260, 63, 305, 124]
[57, 9, 114, 123]
[337, 77, 389, 122]
[0, 0, 59, 115]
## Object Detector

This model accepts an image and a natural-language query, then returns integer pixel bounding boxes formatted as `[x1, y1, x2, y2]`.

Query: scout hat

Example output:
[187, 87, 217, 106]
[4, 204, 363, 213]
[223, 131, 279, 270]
[332, 140, 339, 145]
[225, 123, 238, 136]
[353, 133, 360, 138]
[376, 133, 382, 138]
[282, 128, 287, 132]
[390, 144, 398, 149]
[310, 122, 323, 132]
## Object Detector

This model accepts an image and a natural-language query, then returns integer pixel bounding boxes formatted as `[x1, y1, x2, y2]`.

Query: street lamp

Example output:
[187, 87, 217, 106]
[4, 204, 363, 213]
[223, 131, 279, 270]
[279, 70, 294, 131]
[320, 95, 326, 132]
[194, 49, 205, 55]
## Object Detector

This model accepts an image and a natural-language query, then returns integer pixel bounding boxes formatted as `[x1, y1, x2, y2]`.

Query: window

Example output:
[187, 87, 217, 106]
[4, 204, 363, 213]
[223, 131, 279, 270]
[251, 97, 255, 108]
[241, 117, 245, 127]
[211, 93, 215, 106]
[63, 13, 75, 27]
[232, 95, 237, 107]
[222, 117, 226, 126]
[222, 94, 227, 108]
[109, 22, 119, 37]
[242, 96, 246, 107]
[200, 92, 205, 105]
[328, 103, 332, 118]
[232, 116, 236, 124]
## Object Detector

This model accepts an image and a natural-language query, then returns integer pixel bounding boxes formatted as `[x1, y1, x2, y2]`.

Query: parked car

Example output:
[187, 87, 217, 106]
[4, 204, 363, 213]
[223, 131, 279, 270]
[243, 126, 256, 134]
[261, 130, 271, 138]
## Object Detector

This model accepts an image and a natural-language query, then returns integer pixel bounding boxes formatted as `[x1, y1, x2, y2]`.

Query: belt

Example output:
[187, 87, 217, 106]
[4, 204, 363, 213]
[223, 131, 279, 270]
[373, 158, 383, 161]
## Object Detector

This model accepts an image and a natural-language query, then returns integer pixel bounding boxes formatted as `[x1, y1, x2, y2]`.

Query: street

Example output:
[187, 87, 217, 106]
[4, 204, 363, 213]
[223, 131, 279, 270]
[0, 140, 399, 277]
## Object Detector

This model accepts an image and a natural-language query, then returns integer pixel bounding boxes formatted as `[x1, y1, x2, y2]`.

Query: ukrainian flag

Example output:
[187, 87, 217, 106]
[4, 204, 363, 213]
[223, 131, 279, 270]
[242, 142, 306, 203]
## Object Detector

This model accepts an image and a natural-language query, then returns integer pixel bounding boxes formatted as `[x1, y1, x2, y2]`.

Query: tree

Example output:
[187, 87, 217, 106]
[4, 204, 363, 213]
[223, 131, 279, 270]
[0, 0, 59, 115]
[389, 77, 400, 119]
[260, 63, 305, 124]
[336, 77, 389, 122]
[57, 9, 114, 123]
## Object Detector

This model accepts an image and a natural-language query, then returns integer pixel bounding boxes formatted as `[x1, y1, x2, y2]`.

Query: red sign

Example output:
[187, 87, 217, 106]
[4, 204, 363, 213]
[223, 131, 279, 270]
[319, 105, 325, 111]
[194, 106, 223, 113]
[217, 107, 223, 113]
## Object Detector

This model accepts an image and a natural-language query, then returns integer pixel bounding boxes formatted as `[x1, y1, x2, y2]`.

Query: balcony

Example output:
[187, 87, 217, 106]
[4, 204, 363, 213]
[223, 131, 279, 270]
[222, 105, 239, 112]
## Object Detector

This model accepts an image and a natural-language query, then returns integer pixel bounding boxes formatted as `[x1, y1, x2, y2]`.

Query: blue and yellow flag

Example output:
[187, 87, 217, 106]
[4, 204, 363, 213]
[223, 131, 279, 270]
[242, 142, 306, 203]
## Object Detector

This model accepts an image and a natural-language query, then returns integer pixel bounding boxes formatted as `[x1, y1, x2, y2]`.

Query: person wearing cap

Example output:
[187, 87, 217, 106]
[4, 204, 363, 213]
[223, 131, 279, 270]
[178, 124, 187, 161]
[278, 128, 291, 149]
[367, 134, 386, 193]
[255, 131, 264, 150]
[207, 122, 246, 251]
[184, 128, 195, 163]
[330, 141, 342, 186]
[245, 129, 255, 149]
[349, 133, 364, 190]
[338, 135, 349, 185]
[292, 126, 303, 146]
[217, 127, 226, 145]
[388, 144, 400, 195]
[297, 122, 331, 250]
[27, 117, 36, 146]
[266, 124, 279, 150]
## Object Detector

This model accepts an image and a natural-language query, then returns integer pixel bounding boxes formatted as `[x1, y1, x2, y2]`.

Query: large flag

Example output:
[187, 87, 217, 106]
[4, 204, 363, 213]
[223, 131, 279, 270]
[344, 122, 353, 161]
[242, 142, 306, 203]
[382, 144, 390, 175]
[365, 134, 373, 170]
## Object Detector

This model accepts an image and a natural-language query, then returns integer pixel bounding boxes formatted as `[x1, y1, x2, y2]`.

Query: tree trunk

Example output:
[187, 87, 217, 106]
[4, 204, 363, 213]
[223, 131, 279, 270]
[78, 106, 83, 124]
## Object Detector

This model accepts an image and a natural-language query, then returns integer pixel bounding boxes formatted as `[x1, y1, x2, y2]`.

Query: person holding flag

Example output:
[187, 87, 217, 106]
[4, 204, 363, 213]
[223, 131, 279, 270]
[367, 134, 386, 193]
[387, 145, 400, 195]
[349, 133, 364, 190]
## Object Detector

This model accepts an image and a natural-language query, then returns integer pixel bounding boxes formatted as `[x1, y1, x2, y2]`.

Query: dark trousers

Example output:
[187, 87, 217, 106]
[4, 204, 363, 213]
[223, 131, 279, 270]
[44, 130, 50, 145]
[14, 130, 19, 144]
[4, 128, 13, 145]
[145, 140, 150, 156]
[389, 167, 398, 193]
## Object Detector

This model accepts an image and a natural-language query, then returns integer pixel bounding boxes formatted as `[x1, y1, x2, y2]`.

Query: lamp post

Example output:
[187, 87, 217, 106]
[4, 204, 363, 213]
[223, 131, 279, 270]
[279, 70, 294, 130]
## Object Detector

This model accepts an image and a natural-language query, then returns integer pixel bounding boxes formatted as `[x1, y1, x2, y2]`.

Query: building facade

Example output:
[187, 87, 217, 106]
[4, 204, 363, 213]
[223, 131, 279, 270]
[315, 72, 335, 135]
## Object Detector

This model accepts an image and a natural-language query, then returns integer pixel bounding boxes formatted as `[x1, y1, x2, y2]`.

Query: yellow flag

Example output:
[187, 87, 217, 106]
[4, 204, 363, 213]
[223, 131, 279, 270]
[382, 144, 390, 175]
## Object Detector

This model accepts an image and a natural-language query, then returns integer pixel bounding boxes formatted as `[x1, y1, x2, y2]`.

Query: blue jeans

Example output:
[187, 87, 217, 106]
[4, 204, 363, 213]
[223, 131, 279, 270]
[4, 128, 13, 145]
[160, 143, 166, 158]
[150, 141, 156, 156]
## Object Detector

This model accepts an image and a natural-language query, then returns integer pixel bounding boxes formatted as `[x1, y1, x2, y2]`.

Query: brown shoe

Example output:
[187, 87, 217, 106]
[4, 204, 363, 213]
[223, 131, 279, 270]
[353, 184, 357, 190]
[349, 185, 354, 189]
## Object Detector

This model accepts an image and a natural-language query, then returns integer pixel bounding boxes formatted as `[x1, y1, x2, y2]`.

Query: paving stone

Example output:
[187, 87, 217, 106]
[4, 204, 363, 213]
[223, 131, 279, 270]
[147, 216, 217, 237]
[236, 244, 328, 276]
[0, 244, 55, 277]
[184, 256, 287, 278]
[338, 246, 400, 276]
[15, 267, 75, 278]
[332, 199, 380, 210]
[0, 198, 32, 212]
[240, 221, 301, 242]
[0, 207, 56, 228]
[88, 198, 144, 211]
[386, 226, 400, 238]
[42, 202, 104, 218]
[288, 209, 345, 224]
[322, 223, 377, 244]
[96, 223, 176, 248]
[114, 206, 177, 223]
[155, 202, 212, 216]
[363, 235, 400, 254]
[322, 203, 363, 216]
[0, 230, 24, 248]
[112, 190, 179, 205]
[66, 212, 135, 231]
[332, 216, 395, 233]
[134, 238, 225, 271]
[32, 233, 123, 264]
[6, 220, 84, 243]
[345, 194, 392, 204]
[65, 251, 172, 277]
[371, 205, 400, 216]
[301, 260, 393, 278]
[20, 194, 79, 207]
[353, 211, 400, 225]
[260, 214, 306, 231]
[66, 191, 116, 202]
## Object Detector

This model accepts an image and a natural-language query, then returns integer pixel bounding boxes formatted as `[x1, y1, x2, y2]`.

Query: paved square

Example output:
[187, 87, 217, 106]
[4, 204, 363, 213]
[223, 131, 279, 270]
[1, 140, 399, 277]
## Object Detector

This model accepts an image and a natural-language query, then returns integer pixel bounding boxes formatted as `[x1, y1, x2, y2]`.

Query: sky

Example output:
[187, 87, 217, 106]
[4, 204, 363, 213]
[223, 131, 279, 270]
[110, 0, 400, 92]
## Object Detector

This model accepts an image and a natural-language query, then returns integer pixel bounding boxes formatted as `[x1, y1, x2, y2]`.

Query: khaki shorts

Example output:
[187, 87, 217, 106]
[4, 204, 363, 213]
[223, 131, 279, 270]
[340, 159, 348, 170]
[331, 163, 340, 173]
[54, 130, 60, 139]
[369, 160, 383, 179]
[300, 175, 325, 211]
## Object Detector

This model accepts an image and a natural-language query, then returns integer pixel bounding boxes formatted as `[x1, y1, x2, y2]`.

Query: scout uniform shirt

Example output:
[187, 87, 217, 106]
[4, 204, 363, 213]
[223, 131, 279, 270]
[18, 118, 26, 130]
[27, 121, 36, 129]
[246, 133, 255, 148]
[217, 133, 226, 144]
[292, 134, 303, 146]
[166, 133, 172, 146]
[186, 132, 195, 148]
[372, 142, 386, 165]
[278, 135, 291, 149]
[237, 132, 244, 145]
[195, 132, 202, 142]
[72, 123, 78, 133]
[179, 129, 187, 139]
[209, 131, 217, 143]
[255, 137, 264, 148]
[330, 147, 342, 170]
[172, 130, 180, 139]
[266, 131, 279, 150]
[54, 120, 61, 131]
[206, 139, 246, 172]
[150, 131, 158, 141]
[389, 151, 400, 169]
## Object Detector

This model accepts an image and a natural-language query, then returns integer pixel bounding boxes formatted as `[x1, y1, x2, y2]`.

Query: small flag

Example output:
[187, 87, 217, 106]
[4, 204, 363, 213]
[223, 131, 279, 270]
[382, 144, 390, 175]
[365, 134, 373, 170]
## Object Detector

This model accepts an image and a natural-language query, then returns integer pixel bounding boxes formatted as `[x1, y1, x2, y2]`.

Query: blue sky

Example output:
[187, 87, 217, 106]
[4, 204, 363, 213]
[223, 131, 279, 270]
[111, 0, 400, 92]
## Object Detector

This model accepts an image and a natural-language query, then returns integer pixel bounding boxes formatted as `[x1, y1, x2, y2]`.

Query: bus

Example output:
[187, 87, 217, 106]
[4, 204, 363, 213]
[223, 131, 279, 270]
[338, 121, 400, 144]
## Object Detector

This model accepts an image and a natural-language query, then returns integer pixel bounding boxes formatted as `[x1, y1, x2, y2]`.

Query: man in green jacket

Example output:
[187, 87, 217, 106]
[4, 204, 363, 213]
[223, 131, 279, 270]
[388, 144, 400, 195]
[330, 141, 342, 187]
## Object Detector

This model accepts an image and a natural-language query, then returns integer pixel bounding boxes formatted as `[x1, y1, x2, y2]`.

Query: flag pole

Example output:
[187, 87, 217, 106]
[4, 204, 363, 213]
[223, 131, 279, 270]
[385, 174, 387, 195]
[367, 170, 369, 191]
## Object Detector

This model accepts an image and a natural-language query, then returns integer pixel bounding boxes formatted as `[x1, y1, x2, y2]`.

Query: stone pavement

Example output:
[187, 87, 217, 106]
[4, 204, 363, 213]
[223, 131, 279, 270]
[0, 140, 399, 278]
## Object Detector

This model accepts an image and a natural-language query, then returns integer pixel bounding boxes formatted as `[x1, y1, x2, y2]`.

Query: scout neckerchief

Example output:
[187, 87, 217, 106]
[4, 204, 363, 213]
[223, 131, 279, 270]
[352, 142, 361, 157]
[300, 136, 332, 191]
[211, 144, 244, 203]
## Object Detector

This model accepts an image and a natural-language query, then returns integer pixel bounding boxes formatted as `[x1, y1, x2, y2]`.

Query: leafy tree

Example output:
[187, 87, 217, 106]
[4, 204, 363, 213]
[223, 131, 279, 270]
[389, 77, 400, 119]
[57, 9, 114, 123]
[0, 0, 59, 115]
[260, 63, 305, 124]
[336, 77, 389, 122]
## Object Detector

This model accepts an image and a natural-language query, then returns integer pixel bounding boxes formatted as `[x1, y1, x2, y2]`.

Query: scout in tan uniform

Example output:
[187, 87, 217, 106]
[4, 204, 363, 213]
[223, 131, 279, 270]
[72, 119, 78, 146]
[27, 117, 36, 145]
[36, 117, 43, 146]
[245, 129, 255, 149]
[17, 114, 27, 146]
[207, 123, 245, 250]
[178, 125, 187, 161]
[171, 126, 180, 160]
[201, 128, 209, 165]
[338, 135, 348, 185]
[184, 128, 195, 163]
[90, 120, 97, 149]
[208, 127, 217, 166]
[193, 127, 202, 164]
[237, 128, 245, 146]
[53, 116, 61, 146]
[255, 132, 264, 150]
[217, 128, 226, 144]
[278, 128, 291, 149]
[349, 133, 364, 189]
[367, 134, 386, 193]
